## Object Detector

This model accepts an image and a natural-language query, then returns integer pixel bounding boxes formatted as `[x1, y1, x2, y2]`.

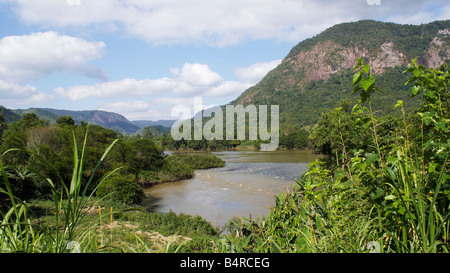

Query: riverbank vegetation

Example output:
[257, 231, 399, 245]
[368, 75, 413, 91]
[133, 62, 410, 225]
[0, 113, 224, 252]
[220, 58, 449, 253]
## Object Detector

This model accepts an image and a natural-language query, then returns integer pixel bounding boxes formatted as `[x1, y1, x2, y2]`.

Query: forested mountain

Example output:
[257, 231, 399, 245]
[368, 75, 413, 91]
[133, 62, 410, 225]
[0, 106, 21, 123]
[7, 108, 140, 134]
[231, 20, 450, 130]
[2, 107, 177, 135]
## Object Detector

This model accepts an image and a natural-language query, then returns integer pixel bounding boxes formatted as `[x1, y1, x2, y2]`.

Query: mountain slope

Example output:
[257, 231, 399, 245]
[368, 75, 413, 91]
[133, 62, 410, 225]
[232, 20, 450, 130]
[11, 108, 140, 134]
[0, 106, 22, 123]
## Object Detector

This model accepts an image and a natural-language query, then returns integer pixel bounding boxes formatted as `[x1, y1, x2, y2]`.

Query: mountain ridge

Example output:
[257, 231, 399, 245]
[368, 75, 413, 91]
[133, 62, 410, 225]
[0, 106, 175, 134]
[232, 19, 450, 130]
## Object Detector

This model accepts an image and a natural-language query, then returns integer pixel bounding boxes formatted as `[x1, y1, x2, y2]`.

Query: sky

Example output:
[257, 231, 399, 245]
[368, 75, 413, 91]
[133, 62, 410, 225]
[0, 0, 449, 121]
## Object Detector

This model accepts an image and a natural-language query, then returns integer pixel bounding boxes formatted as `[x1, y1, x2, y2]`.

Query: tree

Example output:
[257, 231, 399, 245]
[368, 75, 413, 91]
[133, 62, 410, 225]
[56, 115, 75, 126]
[0, 109, 7, 143]
[142, 126, 153, 139]
[309, 100, 372, 167]
[125, 139, 165, 177]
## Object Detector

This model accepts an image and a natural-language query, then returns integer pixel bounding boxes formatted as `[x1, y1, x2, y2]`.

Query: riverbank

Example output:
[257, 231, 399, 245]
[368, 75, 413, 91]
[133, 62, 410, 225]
[142, 150, 318, 227]
[137, 153, 226, 187]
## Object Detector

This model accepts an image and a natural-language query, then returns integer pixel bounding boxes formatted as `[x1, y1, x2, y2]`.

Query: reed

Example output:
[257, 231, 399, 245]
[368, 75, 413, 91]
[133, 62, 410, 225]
[0, 126, 119, 252]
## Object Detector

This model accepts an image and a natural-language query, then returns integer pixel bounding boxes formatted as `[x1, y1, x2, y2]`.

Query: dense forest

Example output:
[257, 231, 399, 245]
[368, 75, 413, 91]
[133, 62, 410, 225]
[0, 113, 224, 208]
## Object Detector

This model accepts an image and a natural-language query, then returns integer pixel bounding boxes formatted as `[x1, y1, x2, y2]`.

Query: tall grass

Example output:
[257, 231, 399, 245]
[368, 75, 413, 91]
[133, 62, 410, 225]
[215, 59, 449, 253]
[0, 127, 119, 252]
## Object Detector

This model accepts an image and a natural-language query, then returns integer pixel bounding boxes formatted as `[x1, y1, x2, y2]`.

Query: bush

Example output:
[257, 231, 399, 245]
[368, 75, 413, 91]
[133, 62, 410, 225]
[96, 172, 144, 205]
[177, 154, 225, 169]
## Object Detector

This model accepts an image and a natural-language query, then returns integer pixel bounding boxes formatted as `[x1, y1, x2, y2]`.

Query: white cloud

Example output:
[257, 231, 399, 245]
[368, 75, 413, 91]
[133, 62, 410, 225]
[234, 60, 281, 84]
[54, 77, 176, 100]
[8, 0, 449, 46]
[100, 97, 222, 121]
[385, 5, 450, 25]
[55, 62, 252, 100]
[175, 63, 224, 86]
[0, 31, 107, 83]
[0, 79, 51, 107]
[93, 59, 279, 120]
[0, 31, 106, 107]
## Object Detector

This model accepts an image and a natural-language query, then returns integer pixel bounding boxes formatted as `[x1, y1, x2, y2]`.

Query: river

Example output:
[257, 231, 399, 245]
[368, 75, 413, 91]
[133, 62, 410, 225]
[142, 150, 319, 228]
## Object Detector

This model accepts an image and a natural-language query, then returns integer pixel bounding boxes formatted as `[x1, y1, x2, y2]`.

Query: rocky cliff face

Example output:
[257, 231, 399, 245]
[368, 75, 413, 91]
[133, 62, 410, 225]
[268, 25, 448, 93]
[232, 20, 450, 128]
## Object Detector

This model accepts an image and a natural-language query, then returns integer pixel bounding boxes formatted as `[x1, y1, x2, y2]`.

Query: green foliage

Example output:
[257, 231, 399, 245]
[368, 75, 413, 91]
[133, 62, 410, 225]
[176, 154, 225, 169]
[0, 109, 7, 143]
[125, 139, 165, 177]
[56, 115, 75, 126]
[280, 129, 309, 149]
[218, 58, 449, 253]
[137, 154, 224, 185]
[0, 127, 120, 252]
[96, 172, 144, 205]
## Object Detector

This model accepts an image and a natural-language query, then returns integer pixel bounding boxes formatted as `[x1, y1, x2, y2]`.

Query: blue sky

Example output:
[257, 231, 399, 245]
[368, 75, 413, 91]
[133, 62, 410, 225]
[0, 0, 449, 121]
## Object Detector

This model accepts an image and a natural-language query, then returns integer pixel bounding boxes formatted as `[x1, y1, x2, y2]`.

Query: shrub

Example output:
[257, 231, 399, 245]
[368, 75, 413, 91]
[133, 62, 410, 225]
[96, 172, 144, 205]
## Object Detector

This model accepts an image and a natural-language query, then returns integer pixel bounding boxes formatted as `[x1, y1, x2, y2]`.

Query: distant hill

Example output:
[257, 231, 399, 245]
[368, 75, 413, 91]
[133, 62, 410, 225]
[2, 107, 177, 134]
[231, 20, 450, 130]
[131, 120, 175, 129]
[9, 108, 140, 134]
[0, 106, 22, 123]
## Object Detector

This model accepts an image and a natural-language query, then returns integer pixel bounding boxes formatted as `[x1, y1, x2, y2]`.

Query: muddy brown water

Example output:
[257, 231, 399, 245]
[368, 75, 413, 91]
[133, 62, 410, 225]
[142, 150, 319, 228]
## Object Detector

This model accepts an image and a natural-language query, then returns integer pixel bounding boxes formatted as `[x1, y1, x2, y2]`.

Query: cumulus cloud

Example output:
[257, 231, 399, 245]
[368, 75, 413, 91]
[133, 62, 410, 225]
[0, 31, 106, 107]
[0, 31, 107, 83]
[234, 60, 281, 84]
[0, 79, 51, 107]
[100, 97, 218, 121]
[90, 60, 280, 120]
[55, 62, 255, 100]
[7, 0, 449, 46]
[54, 77, 176, 100]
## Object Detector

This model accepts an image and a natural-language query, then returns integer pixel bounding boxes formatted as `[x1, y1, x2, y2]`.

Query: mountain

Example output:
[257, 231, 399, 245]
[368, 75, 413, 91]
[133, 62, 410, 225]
[0, 106, 22, 123]
[2, 106, 178, 134]
[11, 108, 141, 134]
[232, 20, 450, 130]
[131, 120, 175, 129]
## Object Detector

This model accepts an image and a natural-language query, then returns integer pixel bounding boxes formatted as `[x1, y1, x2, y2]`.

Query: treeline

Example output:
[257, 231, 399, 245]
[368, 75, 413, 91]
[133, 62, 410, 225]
[138, 121, 309, 151]
[0, 113, 224, 207]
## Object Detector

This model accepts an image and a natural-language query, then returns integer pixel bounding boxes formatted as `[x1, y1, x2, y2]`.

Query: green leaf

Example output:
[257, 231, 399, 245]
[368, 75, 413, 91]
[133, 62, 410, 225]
[436, 121, 446, 130]
[271, 242, 283, 253]
[353, 71, 362, 85]
[405, 76, 417, 86]
[363, 64, 370, 74]
[351, 85, 361, 95]
[360, 76, 375, 91]
[395, 100, 403, 108]
[412, 85, 421, 96]
[385, 195, 396, 201]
